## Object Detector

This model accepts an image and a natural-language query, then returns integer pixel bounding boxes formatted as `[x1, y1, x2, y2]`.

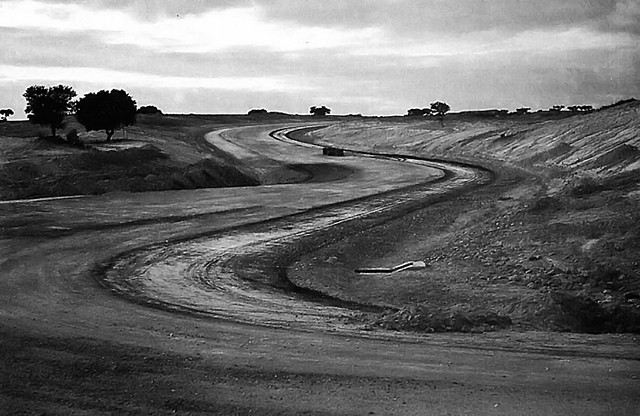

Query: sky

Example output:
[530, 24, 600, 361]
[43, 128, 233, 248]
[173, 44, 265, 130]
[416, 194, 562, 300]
[1, 0, 639, 118]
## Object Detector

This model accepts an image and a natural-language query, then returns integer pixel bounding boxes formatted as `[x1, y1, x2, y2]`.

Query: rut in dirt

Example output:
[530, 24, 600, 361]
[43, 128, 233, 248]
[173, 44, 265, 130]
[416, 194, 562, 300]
[100, 125, 492, 332]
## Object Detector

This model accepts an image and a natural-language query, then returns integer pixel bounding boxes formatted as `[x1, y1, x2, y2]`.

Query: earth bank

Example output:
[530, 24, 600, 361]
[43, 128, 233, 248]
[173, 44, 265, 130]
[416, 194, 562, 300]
[287, 103, 640, 334]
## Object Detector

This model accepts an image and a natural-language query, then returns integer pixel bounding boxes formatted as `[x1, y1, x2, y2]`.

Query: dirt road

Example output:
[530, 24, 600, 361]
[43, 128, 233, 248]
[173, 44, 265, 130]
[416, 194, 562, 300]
[1, 124, 639, 415]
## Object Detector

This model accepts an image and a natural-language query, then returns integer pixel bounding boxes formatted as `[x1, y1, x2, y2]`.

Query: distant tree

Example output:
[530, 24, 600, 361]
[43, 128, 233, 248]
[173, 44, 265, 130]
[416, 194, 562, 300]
[515, 107, 530, 115]
[550, 105, 565, 112]
[23, 84, 77, 137]
[76, 89, 137, 141]
[569, 105, 594, 113]
[407, 108, 431, 117]
[580, 105, 594, 112]
[248, 108, 268, 116]
[430, 101, 450, 126]
[0, 108, 14, 121]
[310, 106, 331, 117]
[137, 105, 163, 115]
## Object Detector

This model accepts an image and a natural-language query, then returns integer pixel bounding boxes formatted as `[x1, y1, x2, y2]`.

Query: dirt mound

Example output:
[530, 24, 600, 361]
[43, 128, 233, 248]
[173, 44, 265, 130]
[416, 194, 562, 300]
[584, 144, 640, 171]
[550, 291, 640, 333]
[0, 142, 258, 200]
[374, 304, 511, 333]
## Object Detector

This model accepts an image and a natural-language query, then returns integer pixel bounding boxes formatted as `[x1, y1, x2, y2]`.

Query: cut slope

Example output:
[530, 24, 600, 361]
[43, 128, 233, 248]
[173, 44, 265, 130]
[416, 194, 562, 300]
[309, 101, 640, 177]
[289, 104, 640, 333]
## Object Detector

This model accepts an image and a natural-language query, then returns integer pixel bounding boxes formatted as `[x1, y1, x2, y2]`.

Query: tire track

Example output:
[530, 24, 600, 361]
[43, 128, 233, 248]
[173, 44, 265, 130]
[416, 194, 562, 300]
[102, 124, 491, 332]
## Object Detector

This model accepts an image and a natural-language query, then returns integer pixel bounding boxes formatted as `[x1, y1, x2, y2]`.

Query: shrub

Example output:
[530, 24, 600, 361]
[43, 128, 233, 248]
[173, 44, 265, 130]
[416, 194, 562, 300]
[137, 105, 163, 115]
[66, 129, 82, 147]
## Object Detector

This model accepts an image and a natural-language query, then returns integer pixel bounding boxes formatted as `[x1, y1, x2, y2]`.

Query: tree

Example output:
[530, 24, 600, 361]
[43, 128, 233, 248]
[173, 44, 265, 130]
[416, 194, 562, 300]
[515, 107, 530, 115]
[137, 105, 163, 115]
[248, 108, 268, 116]
[406, 108, 431, 117]
[430, 101, 450, 126]
[568, 105, 594, 113]
[550, 105, 565, 112]
[76, 89, 137, 141]
[580, 105, 594, 113]
[310, 106, 331, 116]
[0, 108, 14, 121]
[23, 85, 77, 137]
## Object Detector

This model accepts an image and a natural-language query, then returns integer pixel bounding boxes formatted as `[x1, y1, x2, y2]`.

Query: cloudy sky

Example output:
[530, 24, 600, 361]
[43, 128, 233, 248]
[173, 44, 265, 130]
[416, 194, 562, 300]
[1, 0, 639, 117]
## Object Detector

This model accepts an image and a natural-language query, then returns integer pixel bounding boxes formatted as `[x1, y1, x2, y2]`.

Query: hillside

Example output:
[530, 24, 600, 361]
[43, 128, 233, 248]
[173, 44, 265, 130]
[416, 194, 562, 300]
[310, 102, 640, 177]
[289, 104, 640, 333]
[0, 115, 271, 200]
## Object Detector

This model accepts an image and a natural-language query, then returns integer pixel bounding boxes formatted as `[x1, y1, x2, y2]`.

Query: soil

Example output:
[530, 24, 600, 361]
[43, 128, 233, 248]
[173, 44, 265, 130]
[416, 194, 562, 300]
[0, 114, 319, 201]
[291, 104, 640, 335]
[1, 112, 640, 414]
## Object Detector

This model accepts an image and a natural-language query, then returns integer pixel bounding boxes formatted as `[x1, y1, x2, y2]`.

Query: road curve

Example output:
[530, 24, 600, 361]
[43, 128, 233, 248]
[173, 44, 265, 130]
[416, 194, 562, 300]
[1, 123, 639, 415]
[102, 124, 487, 332]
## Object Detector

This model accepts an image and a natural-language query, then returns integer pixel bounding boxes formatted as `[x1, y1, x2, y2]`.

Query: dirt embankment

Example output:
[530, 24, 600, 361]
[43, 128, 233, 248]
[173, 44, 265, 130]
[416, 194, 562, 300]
[288, 103, 640, 334]
[308, 102, 640, 177]
[0, 116, 272, 200]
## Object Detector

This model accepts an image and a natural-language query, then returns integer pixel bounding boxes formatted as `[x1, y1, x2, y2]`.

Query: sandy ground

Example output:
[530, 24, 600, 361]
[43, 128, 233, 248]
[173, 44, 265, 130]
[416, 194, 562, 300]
[1, 123, 639, 415]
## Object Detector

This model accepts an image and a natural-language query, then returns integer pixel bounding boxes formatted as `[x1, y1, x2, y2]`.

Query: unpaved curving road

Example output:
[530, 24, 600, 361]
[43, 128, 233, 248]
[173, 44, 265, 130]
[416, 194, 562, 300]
[1, 124, 639, 415]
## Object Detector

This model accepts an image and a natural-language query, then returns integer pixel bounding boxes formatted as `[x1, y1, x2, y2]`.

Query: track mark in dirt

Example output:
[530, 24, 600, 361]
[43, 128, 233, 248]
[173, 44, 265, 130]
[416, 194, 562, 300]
[101, 125, 491, 332]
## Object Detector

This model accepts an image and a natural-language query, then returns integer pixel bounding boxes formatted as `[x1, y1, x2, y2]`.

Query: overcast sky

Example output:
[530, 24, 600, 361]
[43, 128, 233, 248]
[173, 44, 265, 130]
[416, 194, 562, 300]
[1, 0, 639, 118]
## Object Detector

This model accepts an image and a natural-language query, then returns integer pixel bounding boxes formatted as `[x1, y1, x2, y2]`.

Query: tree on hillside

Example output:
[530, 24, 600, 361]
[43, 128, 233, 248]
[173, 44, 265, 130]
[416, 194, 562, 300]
[23, 85, 77, 137]
[430, 101, 450, 126]
[580, 105, 594, 113]
[137, 105, 163, 115]
[568, 105, 594, 113]
[0, 108, 14, 121]
[515, 107, 530, 115]
[406, 108, 431, 117]
[310, 106, 331, 116]
[248, 108, 268, 116]
[76, 89, 137, 141]
[550, 105, 565, 112]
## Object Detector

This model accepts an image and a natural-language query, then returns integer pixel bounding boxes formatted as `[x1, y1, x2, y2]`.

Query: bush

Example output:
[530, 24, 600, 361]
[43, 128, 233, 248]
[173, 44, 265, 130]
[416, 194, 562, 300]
[137, 105, 163, 115]
[66, 129, 83, 147]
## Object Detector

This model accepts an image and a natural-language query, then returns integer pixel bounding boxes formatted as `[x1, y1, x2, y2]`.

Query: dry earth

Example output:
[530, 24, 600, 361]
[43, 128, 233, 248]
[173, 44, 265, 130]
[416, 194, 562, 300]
[296, 103, 640, 334]
[1, 108, 639, 415]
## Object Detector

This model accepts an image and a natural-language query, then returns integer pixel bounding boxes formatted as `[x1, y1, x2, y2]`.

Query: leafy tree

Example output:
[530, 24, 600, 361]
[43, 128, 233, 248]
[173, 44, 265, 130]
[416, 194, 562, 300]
[248, 108, 268, 116]
[0, 108, 14, 121]
[407, 108, 431, 117]
[550, 105, 565, 112]
[23, 85, 77, 137]
[137, 105, 163, 115]
[430, 101, 450, 126]
[310, 105, 331, 116]
[76, 89, 137, 141]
